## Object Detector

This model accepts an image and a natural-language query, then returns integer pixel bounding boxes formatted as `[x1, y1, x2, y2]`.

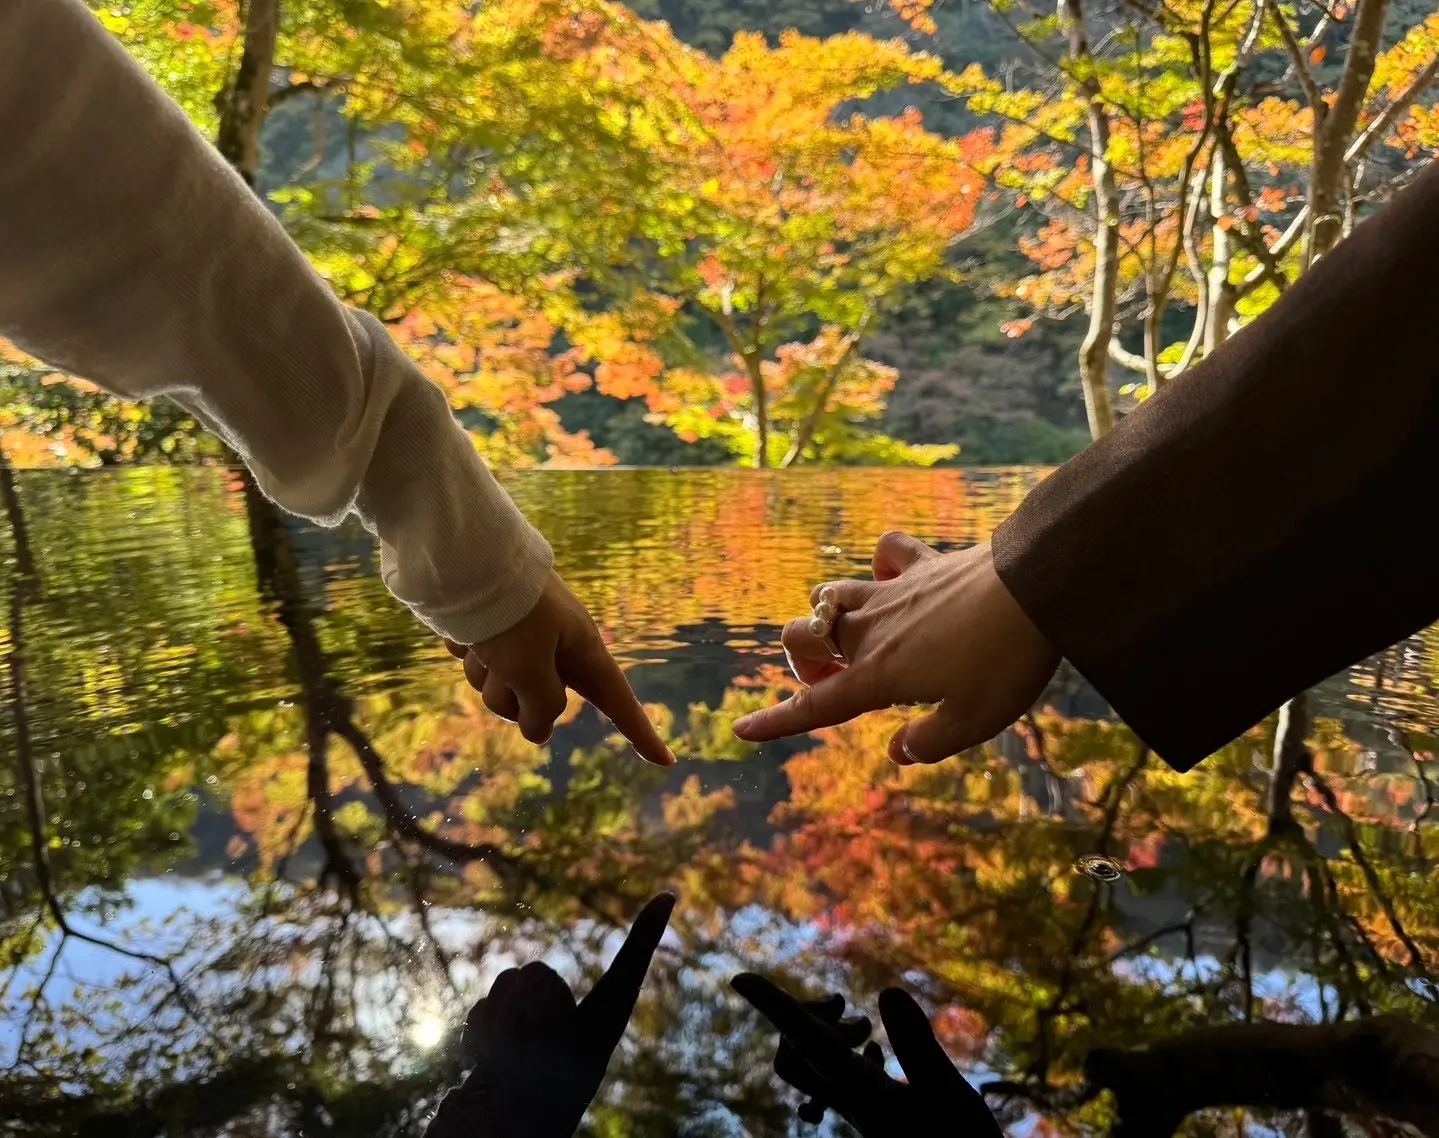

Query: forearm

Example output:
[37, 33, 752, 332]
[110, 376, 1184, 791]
[994, 161, 1439, 771]
[0, 0, 550, 642]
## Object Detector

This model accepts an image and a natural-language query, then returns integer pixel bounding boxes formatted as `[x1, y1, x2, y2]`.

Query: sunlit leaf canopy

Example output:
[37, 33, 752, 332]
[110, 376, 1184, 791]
[2, 0, 997, 469]
[5, 0, 1434, 463]
[3, 467, 1439, 1135]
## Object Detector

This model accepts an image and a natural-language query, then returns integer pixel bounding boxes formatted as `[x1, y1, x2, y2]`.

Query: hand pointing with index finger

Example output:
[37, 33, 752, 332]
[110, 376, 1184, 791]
[425, 892, 677, 1138]
[732, 537, 1058, 768]
[731, 974, 1003, 1136]
[446, 570, 675, 769]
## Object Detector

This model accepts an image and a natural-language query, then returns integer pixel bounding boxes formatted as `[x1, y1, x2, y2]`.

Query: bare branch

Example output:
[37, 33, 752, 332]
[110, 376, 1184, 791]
[1268, 0, 1323, 109]
[1323, 0, 1392, 155]
[1347, 54, 1439, 164]
[1238, 205, 1309, 295]
[1108, 340, 1151, 374]
[267, 77, 334, 108]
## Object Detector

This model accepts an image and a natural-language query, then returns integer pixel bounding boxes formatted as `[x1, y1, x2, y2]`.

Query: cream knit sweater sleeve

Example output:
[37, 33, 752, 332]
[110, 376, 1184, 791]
[0, 0, 554, 644]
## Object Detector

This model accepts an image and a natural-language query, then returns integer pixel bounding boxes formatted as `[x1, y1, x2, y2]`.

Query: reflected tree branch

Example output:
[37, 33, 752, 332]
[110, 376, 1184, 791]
[326, 708, 517, 874]
[1086, 1016, 1439, 1137]
[2, 457, 211, 1051]
[1029, 747, 1150, 1081]
[240, 474, 520, 894]
[1306, 768, 1429, 973]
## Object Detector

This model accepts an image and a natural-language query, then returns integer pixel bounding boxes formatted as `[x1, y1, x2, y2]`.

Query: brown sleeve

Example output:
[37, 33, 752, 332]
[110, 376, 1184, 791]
[992, 160, 1439, 773]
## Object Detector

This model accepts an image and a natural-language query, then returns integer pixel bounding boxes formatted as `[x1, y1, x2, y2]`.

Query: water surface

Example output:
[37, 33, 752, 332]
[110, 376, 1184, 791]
[2, 468, 1436, 1136]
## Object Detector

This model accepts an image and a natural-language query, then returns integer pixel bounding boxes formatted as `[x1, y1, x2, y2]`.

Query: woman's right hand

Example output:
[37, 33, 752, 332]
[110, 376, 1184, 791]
[731, 534, 1060, 765]
[446, 570, 675, 768]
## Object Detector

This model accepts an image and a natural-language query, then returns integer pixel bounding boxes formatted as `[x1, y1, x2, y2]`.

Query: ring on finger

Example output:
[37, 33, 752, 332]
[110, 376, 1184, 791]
[808, 585, 847, 662]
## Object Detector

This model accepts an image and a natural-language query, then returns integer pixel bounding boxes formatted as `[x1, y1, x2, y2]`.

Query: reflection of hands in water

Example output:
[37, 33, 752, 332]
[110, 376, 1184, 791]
[426, 892, 676, 1137]
[445, 569, 674, 767]
[732, 535, 1058, 766]
[732, 974, 1003, 1137]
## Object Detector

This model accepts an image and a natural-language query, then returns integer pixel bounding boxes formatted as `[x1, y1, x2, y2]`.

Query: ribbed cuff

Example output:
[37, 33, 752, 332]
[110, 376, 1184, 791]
[390, 522, 553, 644]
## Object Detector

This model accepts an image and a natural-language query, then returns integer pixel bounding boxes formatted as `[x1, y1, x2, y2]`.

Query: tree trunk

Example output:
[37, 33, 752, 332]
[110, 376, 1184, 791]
[1063, 0, 1117, 440]
[1077, 112, 1119, 439]
[782, 322, 867, 467]
[782, 370, 834, 468]
[214, 0, 281, 185]
[745, 351, 770, 468]
[1205, 148, 1235, 353]
[1142, 301, 1164, 392]
[1267, 692, 1311, 837]
[0, 450, 36, 582]
[1307, 0, 1391, 261]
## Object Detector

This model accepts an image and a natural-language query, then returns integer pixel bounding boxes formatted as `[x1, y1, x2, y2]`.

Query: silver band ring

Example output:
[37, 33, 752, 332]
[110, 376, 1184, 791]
[901, 736, 920, 764]
[808, 585, 846, 661]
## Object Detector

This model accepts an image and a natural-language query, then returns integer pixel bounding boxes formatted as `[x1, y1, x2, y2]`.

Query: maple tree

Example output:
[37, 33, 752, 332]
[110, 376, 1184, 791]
[881, 0, 1439, 437]
[596, 27, 983, 467]
[281, 7, 986, 467]
[6, 0, 1433, 465]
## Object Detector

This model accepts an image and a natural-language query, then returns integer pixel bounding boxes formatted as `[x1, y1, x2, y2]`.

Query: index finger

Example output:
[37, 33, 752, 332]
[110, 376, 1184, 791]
[880, 993, 1002, 1135]
[566, 635, 676, 767]
[729, 974, 861, 1074]
[578, 892, 676, 1048]
[730, 664, 881, 742]
[877, 989, 959, 1089]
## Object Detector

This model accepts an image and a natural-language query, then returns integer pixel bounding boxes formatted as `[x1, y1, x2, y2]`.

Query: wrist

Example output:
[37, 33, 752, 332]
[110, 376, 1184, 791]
[982, 541, 1056, 658]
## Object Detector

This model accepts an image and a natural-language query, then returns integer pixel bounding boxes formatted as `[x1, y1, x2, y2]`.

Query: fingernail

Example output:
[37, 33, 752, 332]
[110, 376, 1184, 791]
[732, 716, 753, 737]
[641, 747, 677, 767]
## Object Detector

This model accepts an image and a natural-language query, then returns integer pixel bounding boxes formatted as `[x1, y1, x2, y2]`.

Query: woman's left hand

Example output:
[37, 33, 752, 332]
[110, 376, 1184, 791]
[731, 534, 1059, 765]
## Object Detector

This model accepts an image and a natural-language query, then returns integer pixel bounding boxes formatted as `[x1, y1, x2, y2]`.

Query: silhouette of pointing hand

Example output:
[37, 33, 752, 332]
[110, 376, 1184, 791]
[427, 892, 676, 1137]
[731, 974, 1002, 1137]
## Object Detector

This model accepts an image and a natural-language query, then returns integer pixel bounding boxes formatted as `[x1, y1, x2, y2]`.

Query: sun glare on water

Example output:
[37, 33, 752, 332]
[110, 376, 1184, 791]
[410, 1014, 446, 1050]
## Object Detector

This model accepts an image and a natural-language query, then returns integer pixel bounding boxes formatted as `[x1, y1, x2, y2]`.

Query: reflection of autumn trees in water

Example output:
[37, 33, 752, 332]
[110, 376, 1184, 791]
[4, 468, 1439, 1135]
[699, 704, 1439, 1134]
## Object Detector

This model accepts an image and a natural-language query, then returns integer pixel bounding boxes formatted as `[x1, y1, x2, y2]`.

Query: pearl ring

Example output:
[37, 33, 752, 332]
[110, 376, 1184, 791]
[809, 585, 845, 661]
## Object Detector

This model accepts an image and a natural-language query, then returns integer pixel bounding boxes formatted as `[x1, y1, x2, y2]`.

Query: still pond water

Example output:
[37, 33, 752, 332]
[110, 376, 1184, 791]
[2, 468, 1437, 1136]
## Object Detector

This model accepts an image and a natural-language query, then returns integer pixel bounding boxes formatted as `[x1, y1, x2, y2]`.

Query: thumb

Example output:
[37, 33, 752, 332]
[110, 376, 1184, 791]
[888, 701, 988, 765]
[732, 664, 880, 742]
